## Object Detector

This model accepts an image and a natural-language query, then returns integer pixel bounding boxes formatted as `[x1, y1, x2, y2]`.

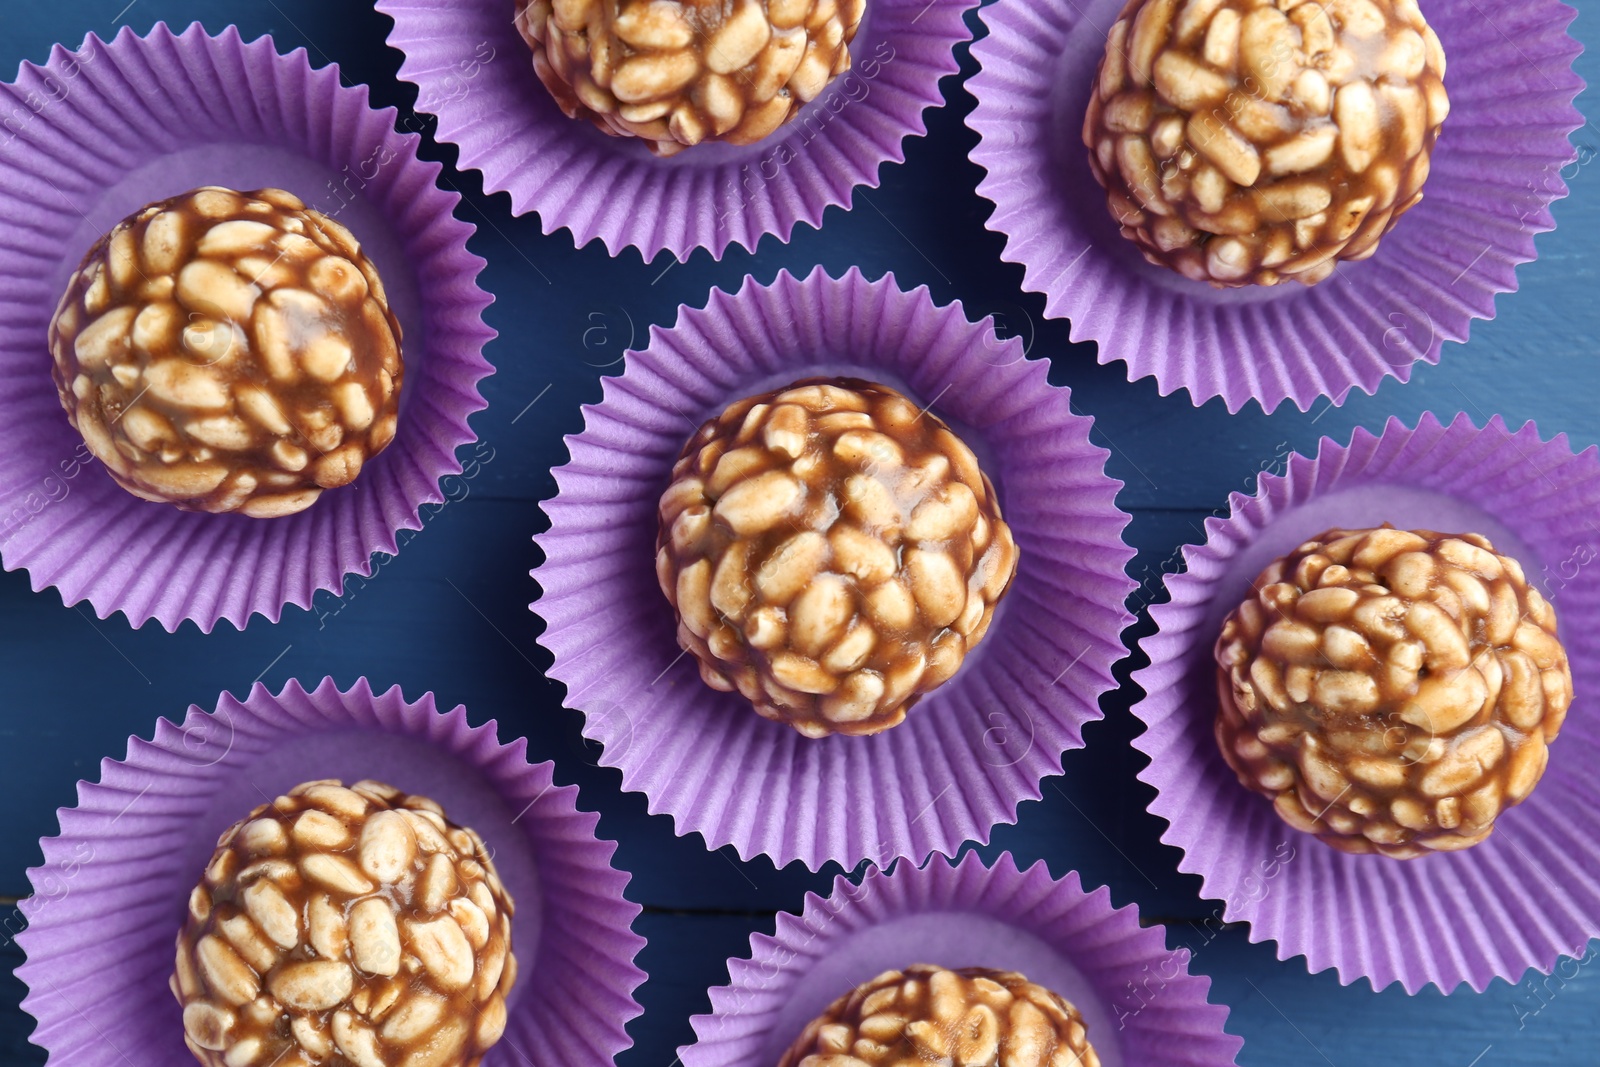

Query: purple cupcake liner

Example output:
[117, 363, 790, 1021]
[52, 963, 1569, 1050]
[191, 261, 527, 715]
[683, 851, 1242, 1067]
[534, 266, 1135, 870]
[15, 677, 646, 1067]
[967, 0, 1585, 413]
[0, 24, 495, 631]
[1132, 413, 1600, 993]
[376, 0, 974, 261]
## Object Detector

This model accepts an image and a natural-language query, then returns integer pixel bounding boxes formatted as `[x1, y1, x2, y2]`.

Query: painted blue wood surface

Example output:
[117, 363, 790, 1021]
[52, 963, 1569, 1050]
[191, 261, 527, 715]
[0, 1, 1597, 1064]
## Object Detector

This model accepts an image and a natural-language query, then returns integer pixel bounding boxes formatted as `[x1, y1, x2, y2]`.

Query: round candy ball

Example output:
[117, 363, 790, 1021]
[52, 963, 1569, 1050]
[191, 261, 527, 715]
[48, 186, 403, 518]
[514, 0, 863, 155]
[1215, 527, 1572, 858]
[171, 779, 515, 1067]
[1083, 0, 1448, 286]
[655, 377, 1019, 737]
[779, 964, 1101, 1067]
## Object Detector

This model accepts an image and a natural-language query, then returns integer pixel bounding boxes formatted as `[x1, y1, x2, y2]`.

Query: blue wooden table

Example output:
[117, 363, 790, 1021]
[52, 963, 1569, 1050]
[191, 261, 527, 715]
[1, 1, 1596, 1064]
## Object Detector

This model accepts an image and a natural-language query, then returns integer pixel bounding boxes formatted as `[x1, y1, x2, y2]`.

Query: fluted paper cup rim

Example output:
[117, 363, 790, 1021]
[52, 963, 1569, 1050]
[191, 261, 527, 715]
[534, 265, 1137, 870]
[0, 22, 495, 631]
[15, 676, 646, 1067]
[682, 850, 1243, 1067]
[966, 0, 1586, 413]
[376, 0, 976, 261]
[1131, 411, 1600, 992]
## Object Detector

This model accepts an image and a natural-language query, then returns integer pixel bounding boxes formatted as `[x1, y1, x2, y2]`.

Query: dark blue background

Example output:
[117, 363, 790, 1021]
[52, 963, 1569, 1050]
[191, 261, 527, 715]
[1, 1, 1597, 1064]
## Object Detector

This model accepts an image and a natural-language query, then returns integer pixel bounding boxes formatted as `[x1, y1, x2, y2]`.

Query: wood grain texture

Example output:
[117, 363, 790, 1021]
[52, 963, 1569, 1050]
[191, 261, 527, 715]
[0, 0, 1597, 1064]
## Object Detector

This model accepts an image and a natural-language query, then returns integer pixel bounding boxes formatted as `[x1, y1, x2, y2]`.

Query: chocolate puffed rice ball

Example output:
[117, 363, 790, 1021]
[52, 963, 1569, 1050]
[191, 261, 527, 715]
[514, 0, 864, 155]
[171, 779, 515, 1067]
[1083, 0, 1448, 286]
[655, 377, 1019, 738]
[48, 187, 403, 518]
[779, 964, 1101, 1067]
[1215, 527, 1572, 859]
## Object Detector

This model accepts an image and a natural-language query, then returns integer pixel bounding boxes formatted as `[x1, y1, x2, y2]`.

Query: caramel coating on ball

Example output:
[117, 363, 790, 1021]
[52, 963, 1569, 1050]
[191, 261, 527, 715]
[171, 779, 516, 1067]
[1084, 0, 1448, 286]
[1215, 527, 1572, 858]
[779, 965, 1101, 1067]
[48, 186, 403, 518]
[514, 0, 863, 156]
[655, 378, 1018, 737]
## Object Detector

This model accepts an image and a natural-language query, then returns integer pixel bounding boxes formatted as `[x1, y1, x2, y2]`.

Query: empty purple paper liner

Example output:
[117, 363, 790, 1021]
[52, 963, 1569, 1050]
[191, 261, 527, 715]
[534, 266, 1135, 870]
[966, 0, 1585, 413]
[0, 24, 494, 631]
[15, 677, 646, 1067]
[1132, 413, 1600, 993]
[375, 0, 973, 261]
[682, 851, 1241, 1067]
